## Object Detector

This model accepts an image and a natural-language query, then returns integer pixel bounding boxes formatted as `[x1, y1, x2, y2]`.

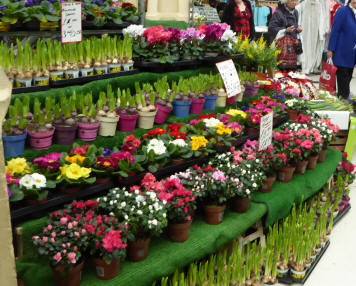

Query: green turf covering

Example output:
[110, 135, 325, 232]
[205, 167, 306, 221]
[16, 203, 267, 286]
[252, 148, 342, 227]
[144, 20, 189, 30]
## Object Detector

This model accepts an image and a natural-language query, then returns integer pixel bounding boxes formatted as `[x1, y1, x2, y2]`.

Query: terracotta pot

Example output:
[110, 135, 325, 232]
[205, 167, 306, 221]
[92, 258, 120, 280]
[96, 116, 119, 137]
[171, 159, 186, 166]
[138, 110, 157, 129]
[95, 177, 112, 185]
[203, 205, 226, 225]
[51, 261, 84, 286]
[127, 238, 151, 262]
[318, 148, 328, 163]
[295, 160, 308, 175]
[287, 109, 298, 121]
[28, 128, 55, 150]
[231, 196, 251, 213]
[260, 175, 276, 193]
[78, 122, 100, 142]
[247, 127, 259, 136]
[307, 154, 319, 170]
[54, 124, 78, 146]
[168, 220, 192, 243]
[60, 185, 82, 194]
[278, 165, 296, 183]
[26, 197, 48, 206]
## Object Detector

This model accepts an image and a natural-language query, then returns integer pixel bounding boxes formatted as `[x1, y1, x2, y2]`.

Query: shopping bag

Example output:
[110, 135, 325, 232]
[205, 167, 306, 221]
[319, 59, 338, 95]
[275, 36, 298, 67]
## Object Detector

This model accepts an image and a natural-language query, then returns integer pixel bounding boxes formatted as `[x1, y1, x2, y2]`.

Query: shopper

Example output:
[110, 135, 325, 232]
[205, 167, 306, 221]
[327, 0, 356, 99]
[267, 0, 302, 43]
[221, 0, 255, 40]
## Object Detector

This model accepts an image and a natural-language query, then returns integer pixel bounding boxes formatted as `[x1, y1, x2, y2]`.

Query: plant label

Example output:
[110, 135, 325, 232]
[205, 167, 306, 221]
[61, 2, 82, 44]
[216, 59, 241, 98]
[95, 266, 105, 277]
[259, 112, 273, 151]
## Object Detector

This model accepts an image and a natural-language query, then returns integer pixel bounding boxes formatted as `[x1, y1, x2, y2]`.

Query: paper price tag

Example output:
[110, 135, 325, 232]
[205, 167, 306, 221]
[61, 2, 82, 44]
[216, 59, 241, 98]
[259, 112, 274, 151]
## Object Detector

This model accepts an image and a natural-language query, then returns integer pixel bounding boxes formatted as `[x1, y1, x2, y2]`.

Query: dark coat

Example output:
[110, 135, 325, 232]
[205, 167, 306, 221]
[222, 0, 255, 39]
[267, 2, 299, 43]
[328, 6, 356, 69]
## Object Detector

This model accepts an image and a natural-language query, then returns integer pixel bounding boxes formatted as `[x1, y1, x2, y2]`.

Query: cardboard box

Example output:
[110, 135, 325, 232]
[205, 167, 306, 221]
[314, 111, 350, 130]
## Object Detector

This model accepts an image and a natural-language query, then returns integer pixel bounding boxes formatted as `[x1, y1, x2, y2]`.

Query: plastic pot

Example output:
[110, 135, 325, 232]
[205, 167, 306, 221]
[50, 71, 64, 81]
[307, 154, 319, 170]
[277, 268, 289, 278]
[168, 220, 192, 243]
[172, 101, 191, 118]
[243, 82, 259, 98]
[2, 132, 27, 158]
[226, 96, 236, 105]
[295, 160, 308, 175]
[190, 98, 205, 115]
[0, 22, 10, 32]
[203, 95, 218, 111]
[122, 63, 134, 71]
[33, 76, 49, 87]
[40, 21, 58, 31]
[260, 175, 276, 193]
[92, 258, 120, 280]
[231, 196, 250, 213]
[26, 197, 48, 206]
[171, 159, 186, 166]
[54, 124, 78, 146]
[108, 64, 122, 73]
[95, 177, 112, 185]
[154, 104, 172, 124]
[64, 70, 80, 79]
[80, 68, 94, 77]
[28, 128, 55, 150]
[138, 110, 157, 129]
[216, 90, 227, 107]
[287, 109, 298, 121]
[290, 268, 306, 281]
[51, 261, 84, 286]
[15, 78, 32, 88]
[96, 116, 119, 137]
[203, 205, 226, 225]
[60, 185, 82, 194]
[318, 148, 328, 163]
[246, 127, 259, 136]
[118, 114, 139, 132]
[278, 165, 296, 183]
[78, 122, 100, 142]
[127, 238, 151, 262]
[94, 66, 108, 75]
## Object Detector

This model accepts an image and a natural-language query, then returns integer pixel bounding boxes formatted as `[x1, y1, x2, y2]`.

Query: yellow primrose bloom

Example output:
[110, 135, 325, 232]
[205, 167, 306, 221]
[6, 158, 31, 176]
[58, 164, 92, 181]
[191, 136, 208, 151]
[216, 123, 232, 136]
[65, 155, 86, 164]
[226, 109, 247, 119]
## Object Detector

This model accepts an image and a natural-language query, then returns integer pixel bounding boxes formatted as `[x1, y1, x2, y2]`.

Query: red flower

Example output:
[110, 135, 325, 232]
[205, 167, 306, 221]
[143, 128, 167, 139]
[122, 3, 134, 9]
[199, 114, 217, 120]
[71, 145, 90, 155]
[170, 131, 187, 140]
[168, 123, 184, 132]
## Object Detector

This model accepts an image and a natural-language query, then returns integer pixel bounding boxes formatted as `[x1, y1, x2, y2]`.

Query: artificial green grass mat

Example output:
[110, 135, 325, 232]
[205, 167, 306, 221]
[16, 203, 267, 286]
[252, 148, 342, 227]
[144, 20, 189, 30]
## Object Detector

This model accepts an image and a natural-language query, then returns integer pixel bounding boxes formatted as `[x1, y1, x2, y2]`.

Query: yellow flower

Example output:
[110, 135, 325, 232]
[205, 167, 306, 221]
[58, 164, 92, 181]
[215, 123, 232, 136]
[65, 155, 86, 164]
[226, 109, 247, 119]
[6, 158, 31, 176]
[191, 136, 208, 151]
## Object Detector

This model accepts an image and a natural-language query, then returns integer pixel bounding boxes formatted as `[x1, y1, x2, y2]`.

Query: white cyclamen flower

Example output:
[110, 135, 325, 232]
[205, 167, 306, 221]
[122, 24, 146, 39]
[31, 173, 47, 188]
[19, 175, 35, 189]
[171, 139, 187, 148]
[221, 29, 237, 43]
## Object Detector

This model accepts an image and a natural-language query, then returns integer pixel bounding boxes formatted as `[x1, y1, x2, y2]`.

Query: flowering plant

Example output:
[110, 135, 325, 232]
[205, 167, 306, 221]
[310, 118, 339, 148]
[259, 96, 285, 117]
[167, 138, 193, 160]
[97, 187, 168, 241]
[5, 158, 31, 177]
[284, 98, 307, 112]
[140, 138, 169, 173]
[57, 163, 96, 185]
[337, 152, 356, 185]
[123, 24, 146, 39]
[7, 174, 22, 202]
[17, 173, 56, 201]
[179, 27, 205, 60]
[172, 168, 205, 200]
[32, 153, 62, 179]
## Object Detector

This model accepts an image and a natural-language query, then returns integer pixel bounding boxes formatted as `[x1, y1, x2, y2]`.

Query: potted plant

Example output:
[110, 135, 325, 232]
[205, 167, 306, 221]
[77, 93, 100, 141]
[25, 0, 61, 31]
[78, 39, 94, 77]
[32, 40, 50, 86]
[122, 34, 134, 71]
[154, 77, 174, 124]
[32, 153, 63, 180]
[188, 77, 206, 115]
[28, 98, 55, 150]
[172, 79, 192, 118]
[106, 36, 122, 73]
[63, 43, 80, 79]
[0, 0, 26, 31]
[116, 88, 139, 132]
[47, 40, 65, 81]
[96, 86, 120, 137]
[258, 145, 277, 193]
[201, 75, 218, 111]
[166, 135, 192, 165]
[290, 240, 307, 281]
[2, 100, 28, 158]
[97, 187, 168, 262]
[93, 37, 108, 75]
[242, 72, 259, 98]
[15, 40, 33, 88]
[136, 90, 157, 129]
[214, 74, 227, 108]
[284, 99, 301, 121]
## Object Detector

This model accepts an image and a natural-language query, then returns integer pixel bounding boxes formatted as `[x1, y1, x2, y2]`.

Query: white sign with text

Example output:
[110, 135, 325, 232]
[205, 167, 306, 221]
[259, 112, 274, 151]
[61, 2, 82, 44]
[216, 59, 241, 98]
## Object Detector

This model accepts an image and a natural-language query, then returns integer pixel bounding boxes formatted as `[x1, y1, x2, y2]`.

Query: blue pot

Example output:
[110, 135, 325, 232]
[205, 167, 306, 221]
[203, 96, 218, 111]
[172, 101, 192, 118]
[3, 132, 27, 158]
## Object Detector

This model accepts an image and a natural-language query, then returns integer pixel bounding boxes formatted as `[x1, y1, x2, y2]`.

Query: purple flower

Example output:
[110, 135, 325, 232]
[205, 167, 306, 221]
[273, 94, 285, 101]
[241, 106, 249, 112]
[109, 7, 116, 12]
[0, 5, 7, 10]
[167, 28, 181, 43]
[103, 149, 112, 157]
[204, 23, 227, 42]
[8, 188, 11, 198]
[92, 0, 103, 6]
[180, 28, 202, 42]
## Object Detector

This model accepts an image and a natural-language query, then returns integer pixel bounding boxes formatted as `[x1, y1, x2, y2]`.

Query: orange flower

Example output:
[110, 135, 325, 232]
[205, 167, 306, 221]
[65, 155, 86, 165]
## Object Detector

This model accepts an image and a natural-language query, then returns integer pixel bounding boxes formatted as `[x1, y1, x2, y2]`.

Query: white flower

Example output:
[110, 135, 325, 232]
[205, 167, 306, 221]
[135, 190, 140, 195]
[116, 194, 120, 198]
[103, 197, 107, 202]
[19, 175, 34, 189]
[121, 202, 126, 208]
[31, 173, 46, 188]
[137, 210, 143, 215]
[246, 189, 251, 195]
[110, 201, 114, 206]
[147, 139, 167, 155]
[203, 118, 221, 128]
[136, 195, 144, 203]
[124, 215, 129, 220]
[221, 29, 237, 42]
[152, 219, 158, 226]
[110, 212, 114, 216]
[163, 213, 166, 218]
[252, 183, 257, 188]
[171, 139, 187, 148]
[153, 202, 160, 210]
[122, 24, 146, 39]
[150, 192, 157, 200]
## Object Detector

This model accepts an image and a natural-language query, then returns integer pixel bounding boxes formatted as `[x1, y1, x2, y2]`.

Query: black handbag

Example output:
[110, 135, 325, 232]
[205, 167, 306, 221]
[295, 39, 303, 55]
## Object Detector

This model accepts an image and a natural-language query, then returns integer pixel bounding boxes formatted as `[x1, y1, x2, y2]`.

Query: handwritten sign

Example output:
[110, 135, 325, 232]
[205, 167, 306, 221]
[193, 7, 221, 24]
[216, 59, 241, 98]
[259, 112, 274, 151]
[61, 2, 82, 44]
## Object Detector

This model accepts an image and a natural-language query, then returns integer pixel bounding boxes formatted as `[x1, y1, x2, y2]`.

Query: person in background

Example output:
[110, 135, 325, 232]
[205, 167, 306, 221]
[222, 0, 255, 39]
[267, 0, 302, 43]
[327, 0, 356, 99]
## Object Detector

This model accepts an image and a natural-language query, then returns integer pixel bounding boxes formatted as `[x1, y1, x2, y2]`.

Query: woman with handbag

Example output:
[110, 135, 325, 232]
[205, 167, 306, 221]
[327, 0, 356, 99]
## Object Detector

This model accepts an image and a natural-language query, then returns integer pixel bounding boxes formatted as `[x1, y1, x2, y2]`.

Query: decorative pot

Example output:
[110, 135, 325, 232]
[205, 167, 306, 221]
[60, 185, 82, 194]
[51, 261, 84, 286]
[287, 109, 298, 121]
[117, 113, 139, 132]
[172, 101, 192, 118]
[2, 132, 27, 158]
[94, 66, 108, 75]
[95, 177, 112, 185]
[96, 116, 119, 137]
[26, 197, 48, 206]
[307, 154, 319, 170]
[80, 68, 94, 77]
[168, 220, 192, 243]
[171, 159, 186, 166]
[92, 258, 120, 280]
[33, 76, 49, 86]
[78, 122, 100, 141]
[278, 165, 296, 183]
[318, 148, 328, 163]
[277, 268, 289, 278]
[154, 104, 172, 124]
[122, 63, 134, 71]
[203, 205, 226, 225]
[216, 90, 227, 107]
[226, 96, 236, 105]
[260, 175, 276, 193]
[205, 52, 219, 57]
[190, 98, 205, 115]
[231, 196, 250, 213]
[40, 21, 58, 31]
[15, 78, 32, 88]
[64, 70, 80, 79]
[246, 127, 259, 136]
[54, 124, 78, 146]
[138, 110, 157, 129]
[295, 160, 308, 175]
[50, 71, 64, 81]
[290, 268, 306, 281]
[108, 64, 121, 73]
[28, 128, 55, 150]
[203, 96, 218, 111]
[243, 82, 259, 98]
[127, 238, 151, 262]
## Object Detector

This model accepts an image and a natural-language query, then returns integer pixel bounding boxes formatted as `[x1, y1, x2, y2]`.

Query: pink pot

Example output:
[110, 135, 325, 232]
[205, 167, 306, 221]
[154, 104, 172, 124]
[226, 96, 236, 105]
[78, 122, 100, 141]
[190, 98, 205, 115]
[28, 128, 55, 150]
[118, 114, 139, 132]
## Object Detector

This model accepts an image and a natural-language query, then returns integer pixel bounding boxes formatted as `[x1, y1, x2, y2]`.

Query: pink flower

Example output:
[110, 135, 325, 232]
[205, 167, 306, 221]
[189, 119, 200, 125]
[212, 170, 226, 183]
[62, 244, 66, 248]
[72, 221, 78, 227]
[300, 140, 314, 150]
[42, 237, 48, 243]
[67, 243, 71, 248]
[54, 253, 62, 263]
[61, 231, 66, 236]
[32, 236, 40, 240]
[74, 232, 80, 237]
[47, 225, 53, 231]
[67, 252, 76, 264]
[60, 217, 68, 225]
[102, 231, 127, 253]
[68, 223, 73, 229]
[51, 238, 55, 243]
[51, 232, 56, 238]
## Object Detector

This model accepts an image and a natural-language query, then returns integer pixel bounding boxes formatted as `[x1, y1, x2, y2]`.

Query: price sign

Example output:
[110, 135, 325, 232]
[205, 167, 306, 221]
[61, 2, 82, 44]
[216, 59, 241, 98]
[259, 112, 274, 151]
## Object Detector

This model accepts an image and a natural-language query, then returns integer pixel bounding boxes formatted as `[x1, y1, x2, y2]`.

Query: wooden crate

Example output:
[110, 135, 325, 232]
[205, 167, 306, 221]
[330, 130, 348, 151]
